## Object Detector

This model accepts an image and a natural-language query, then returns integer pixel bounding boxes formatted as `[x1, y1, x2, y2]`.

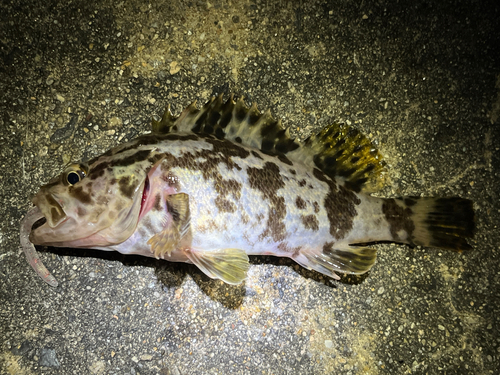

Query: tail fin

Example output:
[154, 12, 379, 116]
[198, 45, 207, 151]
[393, 197, 475, 251]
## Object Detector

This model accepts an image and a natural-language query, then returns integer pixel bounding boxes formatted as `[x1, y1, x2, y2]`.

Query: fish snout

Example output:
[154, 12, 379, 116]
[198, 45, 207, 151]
[32, 192, 67, 228]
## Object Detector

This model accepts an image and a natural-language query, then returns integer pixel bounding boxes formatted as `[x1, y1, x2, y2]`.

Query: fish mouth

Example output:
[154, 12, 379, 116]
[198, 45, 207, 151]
[31, 192, 68, 229]
[32, 216, 47, 231]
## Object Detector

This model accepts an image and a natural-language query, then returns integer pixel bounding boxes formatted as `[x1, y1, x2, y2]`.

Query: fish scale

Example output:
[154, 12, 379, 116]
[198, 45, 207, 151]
[20, 95, 475, 287]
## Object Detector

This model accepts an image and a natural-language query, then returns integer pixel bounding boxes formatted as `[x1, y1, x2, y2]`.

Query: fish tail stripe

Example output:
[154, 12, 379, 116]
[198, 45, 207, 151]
[383, 197, 475, 251]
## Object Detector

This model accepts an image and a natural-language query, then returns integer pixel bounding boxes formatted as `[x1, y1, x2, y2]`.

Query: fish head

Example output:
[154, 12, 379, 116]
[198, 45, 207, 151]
[30, 147, 160, 248]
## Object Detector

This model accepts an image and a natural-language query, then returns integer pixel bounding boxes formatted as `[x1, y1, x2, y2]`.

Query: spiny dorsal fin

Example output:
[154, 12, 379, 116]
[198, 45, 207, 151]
[153, 94, 386, 192]
[152, 104, 177, 133]
[153, 94, 301, 155]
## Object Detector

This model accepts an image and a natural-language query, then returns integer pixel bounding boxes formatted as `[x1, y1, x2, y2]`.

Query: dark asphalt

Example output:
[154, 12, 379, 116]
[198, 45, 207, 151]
[1, 0, 499, 374]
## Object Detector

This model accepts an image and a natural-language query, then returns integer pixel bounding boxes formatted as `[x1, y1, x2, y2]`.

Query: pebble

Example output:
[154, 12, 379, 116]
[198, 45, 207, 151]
[170, 61, 181, 74]
[377, 286, 385, 295]
[38, 146, 48, 157]
[40, 348, 60, 367]
[325, 340, 333, 348]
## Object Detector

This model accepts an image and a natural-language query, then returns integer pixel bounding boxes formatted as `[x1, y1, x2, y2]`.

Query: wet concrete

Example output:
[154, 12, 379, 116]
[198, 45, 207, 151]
[1, 0, 499, 374]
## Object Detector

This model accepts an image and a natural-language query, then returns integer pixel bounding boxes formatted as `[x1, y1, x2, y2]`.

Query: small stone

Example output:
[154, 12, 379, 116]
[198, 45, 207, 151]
[377, 286, 385, 295]
[38, 146, 48, 157]
[438, 325, 445, 331]
[170, 61, 181, 74]
[325, 340, 333, 348]
[46, 77, 54, 85]
[39, 348, 60, 367]
[56, 94, 65, 102]
[140, 354, 153, 361]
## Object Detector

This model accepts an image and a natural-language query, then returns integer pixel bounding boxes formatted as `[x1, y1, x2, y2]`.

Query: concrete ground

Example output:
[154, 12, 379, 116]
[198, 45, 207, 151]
[1, 0, 499, 374]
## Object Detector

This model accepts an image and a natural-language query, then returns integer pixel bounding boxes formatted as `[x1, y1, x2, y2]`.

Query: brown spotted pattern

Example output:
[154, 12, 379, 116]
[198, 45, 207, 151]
[214, 178, 242, 214]
[312, 168, 361, 241]
[295, 196, 306, 209]
[301, 214, 319, 232]
[156, 135, 247, 217]
[247, 161, 287, 242]
[382, 198, 415, 243]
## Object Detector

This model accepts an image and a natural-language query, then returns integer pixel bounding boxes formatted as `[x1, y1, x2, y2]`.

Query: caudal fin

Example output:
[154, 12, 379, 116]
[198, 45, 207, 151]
[395, 197, 475, 251]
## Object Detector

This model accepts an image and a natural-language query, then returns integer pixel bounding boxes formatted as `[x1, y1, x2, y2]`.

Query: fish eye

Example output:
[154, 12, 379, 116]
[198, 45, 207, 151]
[64, 164, 87, 186]
[67, 171, 81, 185]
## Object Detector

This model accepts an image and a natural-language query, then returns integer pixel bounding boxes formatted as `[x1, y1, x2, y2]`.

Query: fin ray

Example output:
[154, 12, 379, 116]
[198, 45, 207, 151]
[294, 246, 378, 279]
[185, 248, 249, 285]
[147, 193, 191, 258]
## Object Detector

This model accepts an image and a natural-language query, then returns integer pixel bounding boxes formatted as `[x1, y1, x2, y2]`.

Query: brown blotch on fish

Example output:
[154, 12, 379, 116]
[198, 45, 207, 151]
[313, 201, 320, 213]
[277, 154, 293, 166]
[215, 197, 237, 213]
[247, 162, 287, 242]
[298, 179, 306, 187]
[301, 214, 319, 231]
[295, 196, 306, 210]
[88, 162, 109, 180]
[160, 171, 180, 192]
[313, 168, 360, 240]
[214, 178, 242, 213]
[69, 186, 92, 204]
[114, 150, 152, 168]
[153, 194, 162, 211]
[77, 206, 87, 217]
[277, 242, 301, 255]
[289, 169, 296, 175]
[118, 176, 139, 199]
[323, 241, 334, 255]
[382, 198, 415, 243]
[251, 150, 263, 160]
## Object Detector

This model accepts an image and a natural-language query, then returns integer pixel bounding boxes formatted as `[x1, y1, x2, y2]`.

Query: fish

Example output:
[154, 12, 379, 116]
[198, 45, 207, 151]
[20, 94, 475, 287]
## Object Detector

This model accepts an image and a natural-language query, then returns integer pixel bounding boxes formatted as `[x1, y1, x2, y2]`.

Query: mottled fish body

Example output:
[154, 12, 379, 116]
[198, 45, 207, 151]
[21, 95, 475, 286]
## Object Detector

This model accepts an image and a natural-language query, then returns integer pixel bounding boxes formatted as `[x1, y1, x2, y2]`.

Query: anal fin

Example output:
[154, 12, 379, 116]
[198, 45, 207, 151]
[294, 246, 378, 279]
[185, 248, 250, 285]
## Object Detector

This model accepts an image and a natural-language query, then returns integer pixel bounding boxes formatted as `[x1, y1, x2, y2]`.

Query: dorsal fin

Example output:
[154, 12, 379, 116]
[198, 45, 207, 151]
[152, 95, 386, 192]
[287, 123, 387, 192]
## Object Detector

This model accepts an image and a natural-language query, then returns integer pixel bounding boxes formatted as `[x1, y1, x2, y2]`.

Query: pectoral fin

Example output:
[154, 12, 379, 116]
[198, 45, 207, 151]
[147, 193, 191, 258]
[185, 248, 250, 285]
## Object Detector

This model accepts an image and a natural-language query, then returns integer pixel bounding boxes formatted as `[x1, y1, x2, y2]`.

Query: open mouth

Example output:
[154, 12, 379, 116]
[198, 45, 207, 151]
[32, 216, 47, 231]
[139, 175, 150, 219]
